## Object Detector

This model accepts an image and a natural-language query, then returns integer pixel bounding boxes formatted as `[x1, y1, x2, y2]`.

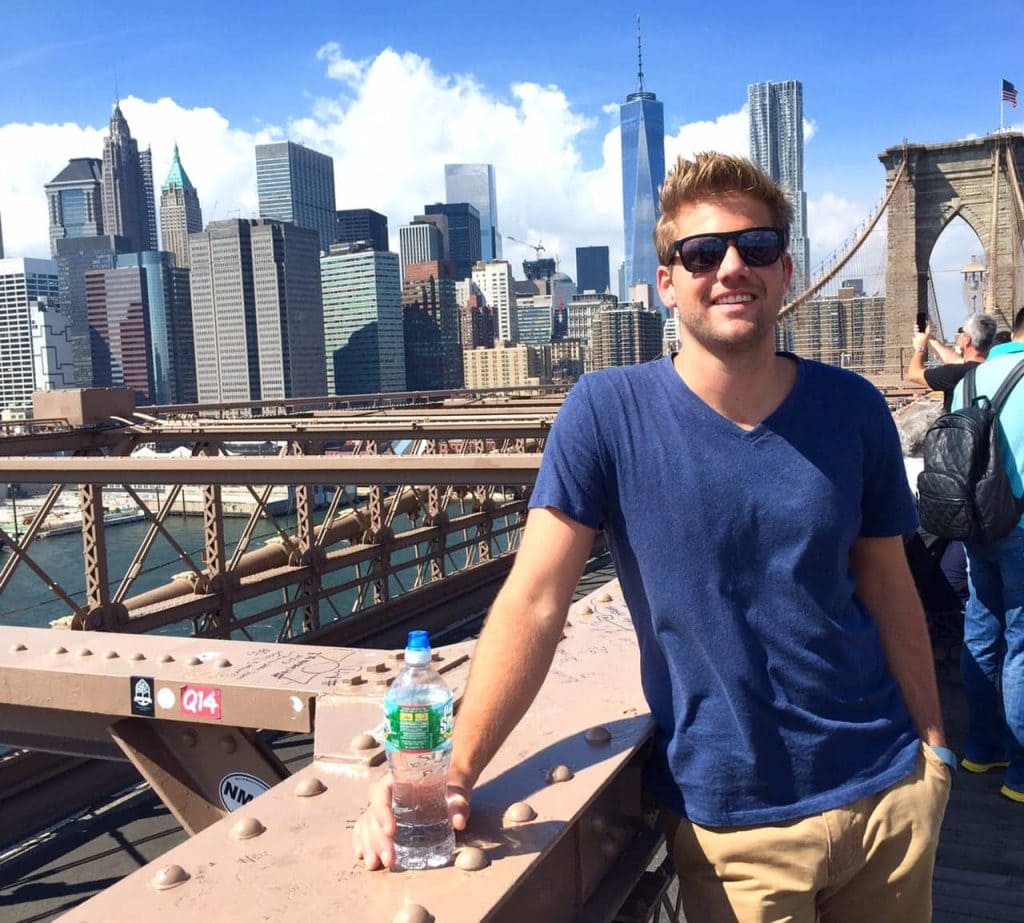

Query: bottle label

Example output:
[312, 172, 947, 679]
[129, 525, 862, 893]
[384, 697, 453, 752]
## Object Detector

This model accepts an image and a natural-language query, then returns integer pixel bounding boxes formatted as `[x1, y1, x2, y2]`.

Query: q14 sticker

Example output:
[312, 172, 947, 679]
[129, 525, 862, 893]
[179, 684, 222, 720]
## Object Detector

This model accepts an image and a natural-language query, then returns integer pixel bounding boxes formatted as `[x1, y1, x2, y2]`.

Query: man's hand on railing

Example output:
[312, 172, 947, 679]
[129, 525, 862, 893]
[352, 772, 472, 870]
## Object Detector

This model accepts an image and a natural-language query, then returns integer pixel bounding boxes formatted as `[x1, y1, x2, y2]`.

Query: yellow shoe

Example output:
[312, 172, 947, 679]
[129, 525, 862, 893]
[961, 757, 1010, 773]
[1000, 784, 1024, 803]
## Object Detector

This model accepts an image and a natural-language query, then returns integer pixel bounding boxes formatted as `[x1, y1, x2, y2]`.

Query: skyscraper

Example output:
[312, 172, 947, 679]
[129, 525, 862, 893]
[101, 104, 158, 252]
[748, 80, 810, 296]
[423, 203, 482, 280]
[472, 260, 516, 344]
[445, 164, 500, 260]
[160, 144, 203, 269]
[336, 208, 389, 253]
[45, 158, 104, 255]
[256, 141, 337, 254]
[588, 301, 663, 371]
[575, 246, 611, 294]
[0, 258, 73, 415]
[189, 219, 326, 403]
[398, 220, 445, 280]
[320, 245, 406, 395]
[402, 263, 462, 391]
[620, 25, 665, 310]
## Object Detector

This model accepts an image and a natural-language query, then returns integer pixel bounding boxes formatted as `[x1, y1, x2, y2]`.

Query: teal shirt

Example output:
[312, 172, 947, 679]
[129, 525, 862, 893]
[952, 341, 1024, 504]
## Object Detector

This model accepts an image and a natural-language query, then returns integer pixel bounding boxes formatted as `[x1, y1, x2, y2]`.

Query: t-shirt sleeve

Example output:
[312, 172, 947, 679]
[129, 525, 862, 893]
[528, 376, 608, 529]
[923, 363, 967, 393]
[859, 385, 919, 537]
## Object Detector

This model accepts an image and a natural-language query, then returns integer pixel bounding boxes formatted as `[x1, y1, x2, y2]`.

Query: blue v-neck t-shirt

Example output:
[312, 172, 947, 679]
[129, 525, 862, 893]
[530, 355, 920, 826]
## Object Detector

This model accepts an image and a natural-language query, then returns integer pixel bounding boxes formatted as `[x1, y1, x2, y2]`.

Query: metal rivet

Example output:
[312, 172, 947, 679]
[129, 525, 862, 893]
[454, 846, 489, 871]
[295, 777, 326, 798]
[547, 765, 573, 784]
[9, 643, 27, 653]
[393, 904, 433, 923]
[186, 656, 201, 666]
[229, 817, 265, 840]
[585, 726, 611, 745]
[503, 802, 537, 824]
[216, 657, 231, 668]
[564, 619, 573, 628]
[104, 650, 119, 660]
[367, 662, 388, 673]
[350, 733, 378, 751]
[151, 864, 190, 890]
[597, 592, 613, 603]
[181, 730, 198, 749]
[342, 674, 365, 686]
[431, 652, 443, 662]
[76, 647, 93, 657]
[159, 654, 174, 663]
[220, 735, 237, 754]
[131, 652, 146, 661]
[51, 646, 67, 655]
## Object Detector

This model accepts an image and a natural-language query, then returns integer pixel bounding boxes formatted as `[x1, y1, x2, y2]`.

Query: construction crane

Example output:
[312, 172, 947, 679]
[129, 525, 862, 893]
[505, 235, 545, 257]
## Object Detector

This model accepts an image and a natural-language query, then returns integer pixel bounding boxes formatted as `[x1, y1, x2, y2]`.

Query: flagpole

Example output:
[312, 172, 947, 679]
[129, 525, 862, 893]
[1001, 80, 1005, 132]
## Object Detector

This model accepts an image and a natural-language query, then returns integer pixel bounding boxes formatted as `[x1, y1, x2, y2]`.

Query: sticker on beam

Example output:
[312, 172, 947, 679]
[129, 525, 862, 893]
[130, 676, 155, 717]
[180, 685, 223, 720]
[219, 772, 271, 811]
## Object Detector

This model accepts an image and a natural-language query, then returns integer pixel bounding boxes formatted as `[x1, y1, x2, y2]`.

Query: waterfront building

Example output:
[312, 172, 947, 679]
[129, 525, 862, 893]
[794, 278, 886, 373]
[401, 263, 462, 391]
[471, 260, 516, 344]
[117, 252, 195, 404]
[423, 203, 481, 280]
[189, 219, 327, 404]
[0, 258, 72, 416]
[54, 234, 133, 386]
[45, 158, 104, 255]
[101, 104, 158, 253]
[256, 141, 337, 254]
[319, 244, 405, 395]
[399, 220, 445, 282]
[159, 144, 203, 269]
[587, 301, 662, 371]
[568, 291, 618, 344]
[463, 342, 550, 389]
[748, 79, 810, 296]
[575, 246, 611, 294]
[335, 208, 389, 253]
[620, 31, 665, 311]
[445, 164, 500, 260]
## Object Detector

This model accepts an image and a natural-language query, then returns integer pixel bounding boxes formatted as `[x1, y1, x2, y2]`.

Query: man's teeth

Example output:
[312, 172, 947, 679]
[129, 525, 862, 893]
[715, 294, 754, 304]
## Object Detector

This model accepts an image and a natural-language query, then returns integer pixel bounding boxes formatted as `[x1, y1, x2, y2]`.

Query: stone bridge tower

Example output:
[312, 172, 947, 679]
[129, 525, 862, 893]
[880, 133, 1024, 365]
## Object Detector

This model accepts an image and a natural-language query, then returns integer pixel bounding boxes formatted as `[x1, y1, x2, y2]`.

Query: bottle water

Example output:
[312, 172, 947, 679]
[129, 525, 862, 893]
[383, 630, 455, 869]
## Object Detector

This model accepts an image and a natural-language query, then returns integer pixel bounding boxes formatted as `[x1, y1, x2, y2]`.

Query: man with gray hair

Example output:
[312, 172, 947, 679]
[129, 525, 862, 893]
[906, 312, 997, 411]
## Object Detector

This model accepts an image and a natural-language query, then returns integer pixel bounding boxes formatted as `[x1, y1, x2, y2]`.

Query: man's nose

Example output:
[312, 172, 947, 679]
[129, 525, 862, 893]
[717, 241, 748, 276]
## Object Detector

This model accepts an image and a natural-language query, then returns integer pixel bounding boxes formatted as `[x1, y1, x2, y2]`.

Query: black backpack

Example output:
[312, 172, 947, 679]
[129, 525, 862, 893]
[917, 358, 1024, 544]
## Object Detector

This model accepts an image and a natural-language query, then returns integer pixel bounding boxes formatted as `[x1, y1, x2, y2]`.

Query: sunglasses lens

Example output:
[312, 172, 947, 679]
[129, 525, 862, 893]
[736, 230, 782, 266]
[679, 236, 727, 272]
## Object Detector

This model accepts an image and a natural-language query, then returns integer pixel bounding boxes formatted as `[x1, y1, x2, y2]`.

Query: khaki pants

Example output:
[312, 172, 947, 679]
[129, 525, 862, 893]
[662, 744, 950, 923]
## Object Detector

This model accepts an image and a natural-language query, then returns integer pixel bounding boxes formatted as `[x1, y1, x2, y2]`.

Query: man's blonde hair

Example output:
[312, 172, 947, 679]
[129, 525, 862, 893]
[654, 152, 794, 266]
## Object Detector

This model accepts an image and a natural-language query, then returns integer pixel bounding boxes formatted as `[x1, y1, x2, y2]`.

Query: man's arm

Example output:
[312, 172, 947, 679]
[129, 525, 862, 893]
[849, 536, 945, 747]
[353, 506, 597, 868]
[928, 338, 961, 365]
[906, 328, 931, 386]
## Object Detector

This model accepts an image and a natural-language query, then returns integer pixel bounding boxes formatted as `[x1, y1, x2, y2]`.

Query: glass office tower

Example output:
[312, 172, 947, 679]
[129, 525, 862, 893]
[444, 164, 500, 261]
[256, 141, 337, 255]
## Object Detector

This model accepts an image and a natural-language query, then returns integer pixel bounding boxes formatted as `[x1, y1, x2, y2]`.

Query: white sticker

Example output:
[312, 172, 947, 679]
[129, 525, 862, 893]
[289, 695, 304, 714]
[156, 687, 176, 710]
[219, 772, 271, 811]
[196, 651, 221, 662]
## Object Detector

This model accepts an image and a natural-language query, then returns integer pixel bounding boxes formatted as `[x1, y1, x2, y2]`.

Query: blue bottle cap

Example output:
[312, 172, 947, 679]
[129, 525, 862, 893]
[406, 630, 430, 651]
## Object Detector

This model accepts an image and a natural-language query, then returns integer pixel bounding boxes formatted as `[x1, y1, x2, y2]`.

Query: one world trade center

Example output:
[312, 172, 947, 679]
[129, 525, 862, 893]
[620, 22, 665, 314]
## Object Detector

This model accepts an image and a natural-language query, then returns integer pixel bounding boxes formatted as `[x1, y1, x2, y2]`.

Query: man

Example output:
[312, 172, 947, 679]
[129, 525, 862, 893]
[355, 153, 951, 921]
[954, 306, 1024, 801]
[906, 313, 997, 411]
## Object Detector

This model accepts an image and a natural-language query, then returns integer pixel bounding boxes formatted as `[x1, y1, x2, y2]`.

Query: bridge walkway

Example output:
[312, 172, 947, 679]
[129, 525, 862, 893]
[1, 567, 1022, 921]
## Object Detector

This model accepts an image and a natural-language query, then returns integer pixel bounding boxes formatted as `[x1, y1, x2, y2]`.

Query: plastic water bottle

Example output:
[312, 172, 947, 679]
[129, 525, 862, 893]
[383, 630, 455, 869]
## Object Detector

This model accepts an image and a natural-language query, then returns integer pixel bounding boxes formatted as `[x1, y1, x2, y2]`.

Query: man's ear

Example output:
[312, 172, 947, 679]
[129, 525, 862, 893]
[656, 264, 677, 308]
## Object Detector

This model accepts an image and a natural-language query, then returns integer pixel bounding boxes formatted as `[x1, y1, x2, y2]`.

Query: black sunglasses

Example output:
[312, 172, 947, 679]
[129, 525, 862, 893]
[669, 227, 787, 273]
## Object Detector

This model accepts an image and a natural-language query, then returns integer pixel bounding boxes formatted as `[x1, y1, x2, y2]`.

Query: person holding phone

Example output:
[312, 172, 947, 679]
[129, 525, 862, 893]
[906, 313, 996, 411]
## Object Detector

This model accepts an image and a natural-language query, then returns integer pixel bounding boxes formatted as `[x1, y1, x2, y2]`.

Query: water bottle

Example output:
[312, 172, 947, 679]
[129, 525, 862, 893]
[383, 630, 455, 869]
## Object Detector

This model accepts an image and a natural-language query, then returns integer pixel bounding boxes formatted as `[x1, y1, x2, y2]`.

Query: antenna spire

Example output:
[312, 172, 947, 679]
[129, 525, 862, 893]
[636, 15, 645, 93]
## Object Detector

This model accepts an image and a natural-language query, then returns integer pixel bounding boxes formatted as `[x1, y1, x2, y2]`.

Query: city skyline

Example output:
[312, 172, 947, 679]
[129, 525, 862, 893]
[1, 2, 1023, 330]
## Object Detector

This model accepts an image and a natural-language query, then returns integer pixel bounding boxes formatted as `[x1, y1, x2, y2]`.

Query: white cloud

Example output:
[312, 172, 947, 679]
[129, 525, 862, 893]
[0, 47, 862, 292]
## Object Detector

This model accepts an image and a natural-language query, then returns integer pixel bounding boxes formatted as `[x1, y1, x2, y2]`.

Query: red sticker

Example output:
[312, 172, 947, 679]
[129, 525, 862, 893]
[180, 685, 222, 720]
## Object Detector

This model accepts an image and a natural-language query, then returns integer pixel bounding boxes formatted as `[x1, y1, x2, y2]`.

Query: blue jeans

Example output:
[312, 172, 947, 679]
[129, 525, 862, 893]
[962, 525, 1024, 788]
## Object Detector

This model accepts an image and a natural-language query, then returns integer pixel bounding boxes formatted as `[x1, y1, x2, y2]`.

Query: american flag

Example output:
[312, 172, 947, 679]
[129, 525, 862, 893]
[1002, 79, 1018, 108]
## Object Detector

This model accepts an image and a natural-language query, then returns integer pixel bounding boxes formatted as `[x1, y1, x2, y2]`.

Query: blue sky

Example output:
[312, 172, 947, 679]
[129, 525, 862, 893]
[2, 0, 1022, 327]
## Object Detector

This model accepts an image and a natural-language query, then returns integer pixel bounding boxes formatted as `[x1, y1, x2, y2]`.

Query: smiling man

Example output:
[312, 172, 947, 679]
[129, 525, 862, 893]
[354, 152, 950, 922]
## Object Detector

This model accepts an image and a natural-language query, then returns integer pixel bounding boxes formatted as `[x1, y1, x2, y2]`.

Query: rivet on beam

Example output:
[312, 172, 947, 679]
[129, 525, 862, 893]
[229, 817, 265, 840]
[585, 726, 612, 745]
[350, 733, 378, 751]
[181, 730, 198, 749]
[151, 864, 190, 891]
[216, 657, 232, 668]
[295, 777, 327, 798]
[51, 646, 67, 655]
[131, 652, 146, 661]
[454, 846, 490, 871]
[76, 648, 93, 657]
[342, 674, 366, 686]
[9, 643, 27, 653]
[597, 592, 613, 603]
[220, 735, 238, 754]
[186, 656, 202, 666]
[503, 802, 537, 825]
[546, 765, 574, 784]
[159, 654, 175, 663]
[104, 650, 119, 660]
[393, 903, 434, 923]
